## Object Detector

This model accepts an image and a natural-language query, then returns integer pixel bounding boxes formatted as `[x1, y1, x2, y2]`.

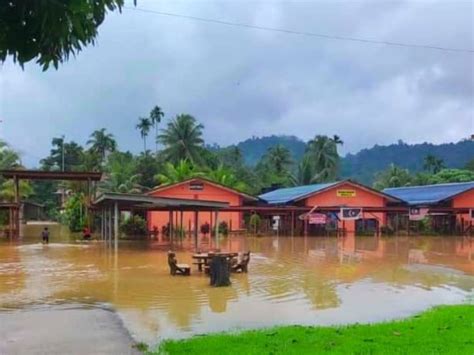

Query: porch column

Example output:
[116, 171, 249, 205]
[114, 202, 119, 250]
[14, 175, 20, 238]
[291, 211, 295, 237]
[169, 210, 174, 239]
[214, 211, 219, 249]
[193, 210, 199, 251]
[180, 211, 184, 238]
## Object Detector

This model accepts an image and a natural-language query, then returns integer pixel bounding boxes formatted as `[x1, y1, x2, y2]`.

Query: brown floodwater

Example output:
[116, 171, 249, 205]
[0, 224, 473, 345]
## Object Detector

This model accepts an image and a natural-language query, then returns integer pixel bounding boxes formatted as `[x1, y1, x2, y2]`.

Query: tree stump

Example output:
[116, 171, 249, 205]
[209, 255, 231, 287]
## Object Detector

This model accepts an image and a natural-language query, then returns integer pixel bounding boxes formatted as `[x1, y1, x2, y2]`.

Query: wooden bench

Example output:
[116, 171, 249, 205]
[231, 251, 251, 273]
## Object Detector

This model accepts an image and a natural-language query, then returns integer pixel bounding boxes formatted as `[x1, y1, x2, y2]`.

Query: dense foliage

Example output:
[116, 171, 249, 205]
[1, 105, 472, 227]
[0, 0, 124, 70]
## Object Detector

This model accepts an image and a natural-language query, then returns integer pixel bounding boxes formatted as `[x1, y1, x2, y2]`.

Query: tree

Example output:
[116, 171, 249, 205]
[100, 151, 144, 193]
[263, 145, 293, 176]
[205, 165, 248, 192]
[464, 158, 474, 172]
[40, 138, 84, 171]
[87, 128, 117, 164]
[136, 118, 152, 154]
[155, 160, 203, 185]
[149, 106, 164, 154]
[0, 0, 125, 70]
[423, 154, 445, 174]
[291, 155, 315, 186]
[428, 169, 474, 184]
[373, 164, 412, 190]
[158, 114, 205, 164]
[306, 135, 341, 182]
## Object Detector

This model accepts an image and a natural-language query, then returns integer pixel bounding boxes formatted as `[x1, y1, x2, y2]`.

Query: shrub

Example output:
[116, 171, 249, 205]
[120, 215, 147, 236]
[249, 213, 261, 234]
[218, 221, 229, 236]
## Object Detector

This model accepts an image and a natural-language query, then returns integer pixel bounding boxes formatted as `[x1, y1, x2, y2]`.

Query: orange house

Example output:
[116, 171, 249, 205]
[259, 180, 400, 233]
[451, 187, 474, 231]
[147, 178, 257, 232]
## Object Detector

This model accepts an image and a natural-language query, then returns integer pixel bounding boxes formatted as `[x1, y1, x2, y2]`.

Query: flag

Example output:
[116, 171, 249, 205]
[409, 207, 429, 221]
[340, 208, 362, 220]
[309, 213, 327, 224]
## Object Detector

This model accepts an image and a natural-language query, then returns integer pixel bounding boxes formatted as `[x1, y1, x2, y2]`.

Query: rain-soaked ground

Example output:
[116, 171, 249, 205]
[0, 224, 472, 346]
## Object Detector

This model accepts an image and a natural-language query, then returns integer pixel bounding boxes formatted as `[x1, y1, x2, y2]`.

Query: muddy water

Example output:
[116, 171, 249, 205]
[0, 225, 473, 345]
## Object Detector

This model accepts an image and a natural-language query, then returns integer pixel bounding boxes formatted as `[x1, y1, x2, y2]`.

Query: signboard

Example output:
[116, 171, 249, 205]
[309, 213, 327, 224]
[272, 215, 281, 230]
[340, 208, 362, 220]
[409, 207, 429, 221]
[337, 189, 356, 197]
[189, 182, 204, 191]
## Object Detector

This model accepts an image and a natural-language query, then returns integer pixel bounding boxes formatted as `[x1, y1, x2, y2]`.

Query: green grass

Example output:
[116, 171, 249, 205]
[152, 305, 474, 355]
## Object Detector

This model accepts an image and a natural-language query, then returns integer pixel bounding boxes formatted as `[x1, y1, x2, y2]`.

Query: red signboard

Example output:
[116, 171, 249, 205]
[309, 213, 327, 224]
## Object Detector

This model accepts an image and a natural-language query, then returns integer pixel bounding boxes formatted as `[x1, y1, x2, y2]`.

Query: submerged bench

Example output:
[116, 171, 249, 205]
[168, 252, 191, 276]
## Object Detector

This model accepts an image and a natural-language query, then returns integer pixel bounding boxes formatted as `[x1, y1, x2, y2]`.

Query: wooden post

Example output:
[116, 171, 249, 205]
[14, 175, 20, 238]
[291, 210, 295, 237]
[304, 217, 308, 237]
[215, 211, 219, 249]
[169, 210, 174, 240]
[180, 210, 184, 238]
[193, 210, 199, 251]
[114, 202, 119, 250]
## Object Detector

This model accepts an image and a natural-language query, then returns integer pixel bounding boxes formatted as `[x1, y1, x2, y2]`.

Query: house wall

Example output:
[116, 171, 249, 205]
[147, 181, 244, 232]
[452, 189, 474, 232]
[304, 182, 387, 233]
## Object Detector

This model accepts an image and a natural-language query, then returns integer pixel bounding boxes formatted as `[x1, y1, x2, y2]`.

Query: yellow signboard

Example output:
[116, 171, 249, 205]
[337, 189, 356, 197]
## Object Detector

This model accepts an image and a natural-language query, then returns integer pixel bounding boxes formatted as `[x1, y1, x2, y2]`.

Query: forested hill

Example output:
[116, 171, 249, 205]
[219, 136, 474, 183]
[340, 140, 474, 184]
[233, 135, 307, 166]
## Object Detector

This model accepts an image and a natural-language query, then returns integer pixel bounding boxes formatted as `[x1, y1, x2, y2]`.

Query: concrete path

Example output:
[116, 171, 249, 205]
[0, 306, 141, 355]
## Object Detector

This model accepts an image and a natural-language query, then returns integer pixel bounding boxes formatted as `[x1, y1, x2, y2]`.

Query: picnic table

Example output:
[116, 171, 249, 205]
[192, 252, 238, 272]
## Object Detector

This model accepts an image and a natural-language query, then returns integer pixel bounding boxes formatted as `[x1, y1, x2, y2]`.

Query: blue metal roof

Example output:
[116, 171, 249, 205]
[383, 182, 474, 206]
[259, 182, 339, 205]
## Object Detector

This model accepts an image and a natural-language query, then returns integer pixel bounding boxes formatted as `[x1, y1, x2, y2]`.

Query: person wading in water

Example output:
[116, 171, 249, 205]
[41, 227, 50, 244]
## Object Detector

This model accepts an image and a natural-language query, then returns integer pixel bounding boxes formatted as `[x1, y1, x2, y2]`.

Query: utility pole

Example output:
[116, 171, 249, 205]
[61, 135, 65, 172]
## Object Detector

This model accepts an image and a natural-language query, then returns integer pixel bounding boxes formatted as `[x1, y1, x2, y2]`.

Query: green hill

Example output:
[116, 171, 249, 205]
[217, 136, 474, 184]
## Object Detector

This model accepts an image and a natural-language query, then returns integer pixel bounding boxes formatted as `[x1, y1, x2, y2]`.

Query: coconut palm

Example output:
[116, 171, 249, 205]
[423, 154, 445, 174]
[149, 106, 164, 154]
[291, 155, 315, 186]
[157, 114, 204, 164]
[155, 160, 204, 185]
[306, 135, 340, 182]
[206, 165, 248, 191]
[136, 118, 152, 154]
[373, 164, 412, 190]
[86, 128, 117, 164]
[263, 144, 293, 175]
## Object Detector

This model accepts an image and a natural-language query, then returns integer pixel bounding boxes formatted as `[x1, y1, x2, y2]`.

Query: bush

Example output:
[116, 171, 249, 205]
[120, 215, 147, 236]
[63, 193, 86, 232]
[218, 221, 229, 236]
[249, 213, 261, 234]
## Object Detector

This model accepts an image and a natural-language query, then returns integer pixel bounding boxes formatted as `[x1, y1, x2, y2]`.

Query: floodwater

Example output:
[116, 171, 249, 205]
[0, 225, 473, 345]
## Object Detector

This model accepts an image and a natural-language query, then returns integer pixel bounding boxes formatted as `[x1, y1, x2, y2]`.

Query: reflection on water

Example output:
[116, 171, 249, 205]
[0, 225, 473, 345]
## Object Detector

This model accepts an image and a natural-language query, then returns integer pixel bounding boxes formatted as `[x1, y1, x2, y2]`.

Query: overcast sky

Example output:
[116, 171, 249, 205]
[0, 0, 473, 167]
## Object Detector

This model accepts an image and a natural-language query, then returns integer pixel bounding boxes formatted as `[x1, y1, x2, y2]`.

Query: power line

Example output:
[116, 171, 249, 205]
[123, 6, 473, 54]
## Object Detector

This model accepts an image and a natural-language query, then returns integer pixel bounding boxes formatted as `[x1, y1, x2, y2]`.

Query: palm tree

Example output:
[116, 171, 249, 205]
[306, 135, 340, 182]
[206, 165, 248, 191]
[291, 155, 314, 186]
[332, 135, 344, 146]
[86, 128, 117, 164]
[149, 106, 164, 154]
[136, 118, 152, 154]
[155, 160, 204, 185]
[157, 114, 204, 164]
[373, 164, 412, 190]
[263, 145, 293, 175]
[423, 154, 445, 174]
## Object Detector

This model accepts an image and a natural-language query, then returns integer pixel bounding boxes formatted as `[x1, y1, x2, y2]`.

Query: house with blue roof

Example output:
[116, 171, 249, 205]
[383, 181, 474, 234]
[259, 180, 401, 236]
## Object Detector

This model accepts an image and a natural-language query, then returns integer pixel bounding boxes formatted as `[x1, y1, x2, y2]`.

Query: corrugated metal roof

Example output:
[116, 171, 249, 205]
[259, 182, 339, 205]
[383, 182, 474, 205]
